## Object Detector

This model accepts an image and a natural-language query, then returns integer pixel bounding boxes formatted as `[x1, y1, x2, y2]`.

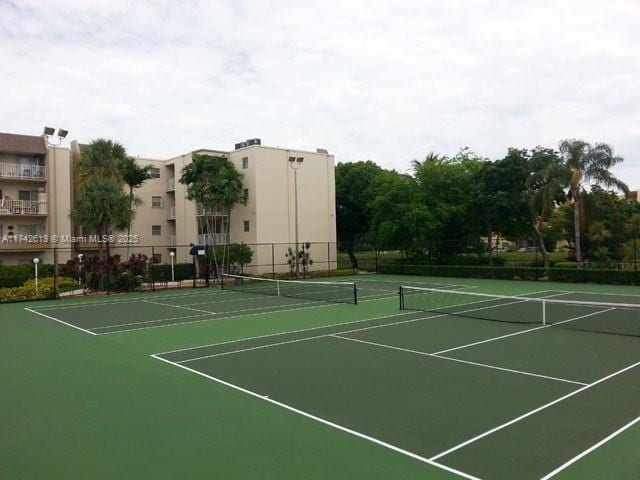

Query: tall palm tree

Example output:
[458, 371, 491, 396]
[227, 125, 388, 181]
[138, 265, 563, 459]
[120, 157, 152, 257]
[559, 140, 628, 264]
[77, 138, 128, 185]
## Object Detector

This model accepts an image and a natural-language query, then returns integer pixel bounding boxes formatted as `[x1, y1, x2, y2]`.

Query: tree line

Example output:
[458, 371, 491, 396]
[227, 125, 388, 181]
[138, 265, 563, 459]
[337, 139, 639, 269]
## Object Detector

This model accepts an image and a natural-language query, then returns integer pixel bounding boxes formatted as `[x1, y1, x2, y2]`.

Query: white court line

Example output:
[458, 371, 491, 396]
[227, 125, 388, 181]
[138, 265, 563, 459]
[150, 354, 480, 480]
[331, 335, 587, 386]
[174, 291, 559, 363]
[539, 414, 640, 480]
[433, 308, 616, 355]
[429, 360, 640, 461]
[142, 299, 215, 315]
[95, 291, 398, 335]
[24, 307, 98, 336]
[31, 288, 232, 311]
[156, 289, 557, 356]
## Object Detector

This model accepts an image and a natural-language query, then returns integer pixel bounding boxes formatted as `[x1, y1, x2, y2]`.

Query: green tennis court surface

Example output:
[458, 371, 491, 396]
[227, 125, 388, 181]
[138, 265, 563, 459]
[4, 274, 640, 479]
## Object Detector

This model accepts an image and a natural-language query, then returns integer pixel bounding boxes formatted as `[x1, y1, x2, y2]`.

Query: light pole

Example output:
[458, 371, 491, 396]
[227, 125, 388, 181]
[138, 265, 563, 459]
[33, 258, 40, 292]
[169, 251, 176, 283]
[288, 155, 304, 277]
[43, 127, 68, 232]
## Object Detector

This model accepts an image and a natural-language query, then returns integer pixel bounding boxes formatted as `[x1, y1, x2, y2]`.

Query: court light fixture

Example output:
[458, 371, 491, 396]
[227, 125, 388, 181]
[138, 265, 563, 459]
[57, 129, 68, 139]
[43, 126, 55, 136]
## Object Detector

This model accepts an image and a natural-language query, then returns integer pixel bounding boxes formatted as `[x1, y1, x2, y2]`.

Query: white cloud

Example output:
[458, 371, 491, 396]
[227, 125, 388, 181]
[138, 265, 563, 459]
[1, 0, 639, 186]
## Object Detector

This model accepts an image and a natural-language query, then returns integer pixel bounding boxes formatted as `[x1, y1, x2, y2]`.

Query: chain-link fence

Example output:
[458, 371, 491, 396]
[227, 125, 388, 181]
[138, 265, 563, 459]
[0, 241, 341, 301]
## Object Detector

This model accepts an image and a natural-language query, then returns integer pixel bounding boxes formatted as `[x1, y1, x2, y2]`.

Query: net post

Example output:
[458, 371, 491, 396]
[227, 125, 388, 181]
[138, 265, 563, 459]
[542, 299, 546, 325]
[353, 283, 358, 305]
[399, 286, 404, 310]
[277, 279, 281, 296]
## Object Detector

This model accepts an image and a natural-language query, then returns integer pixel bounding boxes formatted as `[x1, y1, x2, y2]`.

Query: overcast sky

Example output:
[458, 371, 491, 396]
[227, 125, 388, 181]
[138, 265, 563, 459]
[1, 0, 639, 187]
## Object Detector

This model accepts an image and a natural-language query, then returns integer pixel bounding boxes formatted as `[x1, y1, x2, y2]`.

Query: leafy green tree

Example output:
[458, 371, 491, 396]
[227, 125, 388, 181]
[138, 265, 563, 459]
[335, 161, 384, 267]
[179, 154, 246, 279]
[412, 149, 484, 259]
[558, 139, 628, 264]
[370, 170, 435, 255]
[526, 147, 569, 268]
[472, 151, 530, 263]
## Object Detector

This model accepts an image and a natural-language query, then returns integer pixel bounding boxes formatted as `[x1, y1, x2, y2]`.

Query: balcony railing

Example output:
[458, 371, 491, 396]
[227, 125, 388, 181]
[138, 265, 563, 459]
[0, 237, 49, 251]
[167, 178, 175, 192]
[0, 163, 47, 180]
[197, 233, 228, 245]
[195, 203, 227, 216]
[0, 200, 48, 215]
[168, 207, 176, 220]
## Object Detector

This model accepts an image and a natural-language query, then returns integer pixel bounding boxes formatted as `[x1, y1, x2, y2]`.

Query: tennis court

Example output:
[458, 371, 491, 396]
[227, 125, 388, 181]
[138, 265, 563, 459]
[14, 274, 640, 479]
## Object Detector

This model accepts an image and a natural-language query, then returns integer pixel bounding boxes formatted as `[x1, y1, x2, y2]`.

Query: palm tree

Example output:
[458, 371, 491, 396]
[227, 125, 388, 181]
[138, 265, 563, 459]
[559, 140, 628, 264]
[120, 157, 152, 257]
[77, 138, 128, 185]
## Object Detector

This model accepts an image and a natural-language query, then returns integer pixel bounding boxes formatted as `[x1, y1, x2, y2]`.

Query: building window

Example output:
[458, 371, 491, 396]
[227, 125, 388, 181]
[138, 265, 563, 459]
[17, 224, 44, 236]
[152, 253, 162, 264]
[243, 220, 250, 232]
[243, 188, 249, 200]
[149, 167, 161, 178]
[151, 196, 163, 208]
[18, 190, 39, 201]
[152, 225, 162, 236]
[242, 157, 249, 169]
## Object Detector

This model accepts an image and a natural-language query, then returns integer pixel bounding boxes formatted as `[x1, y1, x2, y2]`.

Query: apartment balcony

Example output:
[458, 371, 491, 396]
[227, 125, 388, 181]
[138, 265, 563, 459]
[0, 237, 49, 252]
[197, 233, 228, 245]
[168, 207, 176, 220]
[195, 203, 227, 216]
[0, 200, 48, 216]
[167, 178, 175, 192]
[0, 163, 47, 181]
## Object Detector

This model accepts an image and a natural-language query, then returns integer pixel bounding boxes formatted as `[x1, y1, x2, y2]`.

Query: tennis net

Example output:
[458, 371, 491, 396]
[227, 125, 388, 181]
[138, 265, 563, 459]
[222, 274, 358, 304]
[400, 285, 640, 337]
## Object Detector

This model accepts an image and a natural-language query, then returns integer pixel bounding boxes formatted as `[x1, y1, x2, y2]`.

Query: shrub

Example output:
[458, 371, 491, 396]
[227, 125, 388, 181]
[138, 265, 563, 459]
[0, 264, 55, 288]
[149, 263, 195, 282]
[0, 276, 76, 303]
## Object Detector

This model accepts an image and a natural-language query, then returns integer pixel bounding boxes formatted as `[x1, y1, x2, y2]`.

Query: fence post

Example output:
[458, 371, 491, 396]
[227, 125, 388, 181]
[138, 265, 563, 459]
[151, 246, 156, 291]
[53, 247, 59, 299]
[192, 254, 197, 289]
[327, 242, 331, 274]
[375, 249, 379, 273]
[271, 243, 276, 279]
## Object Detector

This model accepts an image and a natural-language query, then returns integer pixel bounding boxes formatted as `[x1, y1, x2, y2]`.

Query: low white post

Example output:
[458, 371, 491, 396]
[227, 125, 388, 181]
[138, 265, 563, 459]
[33, 258, 40, 292]
[542, 299, 547, 325]
[169, 251, 175, 283]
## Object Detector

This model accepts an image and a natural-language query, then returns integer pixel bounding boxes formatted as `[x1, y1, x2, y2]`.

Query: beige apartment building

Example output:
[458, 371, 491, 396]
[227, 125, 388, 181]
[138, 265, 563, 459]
[0, 131, 337, 273]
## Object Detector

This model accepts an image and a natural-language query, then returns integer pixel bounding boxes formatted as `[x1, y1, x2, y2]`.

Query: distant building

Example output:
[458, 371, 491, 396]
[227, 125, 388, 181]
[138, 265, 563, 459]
[0, 131, 337, 272]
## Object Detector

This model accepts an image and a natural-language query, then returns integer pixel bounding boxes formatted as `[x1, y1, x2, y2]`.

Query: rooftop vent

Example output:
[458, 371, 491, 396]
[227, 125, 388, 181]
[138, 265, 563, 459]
[246, 138, 261, 146]
[316, 148, 328, 154]
[235, 142, 247, 150]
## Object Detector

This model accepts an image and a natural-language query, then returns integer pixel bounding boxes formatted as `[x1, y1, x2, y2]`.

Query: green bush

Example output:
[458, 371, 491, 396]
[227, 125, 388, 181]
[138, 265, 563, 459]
[553, 262, 578, 269]
[379, 264, 546, 281]
[0, 276, 72, 303]
[149, 263, 195, 282]
[394, 255, 506, 267]
[0, 264, 55, 288]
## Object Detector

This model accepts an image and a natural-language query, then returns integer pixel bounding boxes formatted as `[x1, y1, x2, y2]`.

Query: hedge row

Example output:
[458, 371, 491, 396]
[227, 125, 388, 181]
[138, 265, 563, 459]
[149, 263, 195, 282]
[378, 264, 640, 285]
[0, 264, 55, 288]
